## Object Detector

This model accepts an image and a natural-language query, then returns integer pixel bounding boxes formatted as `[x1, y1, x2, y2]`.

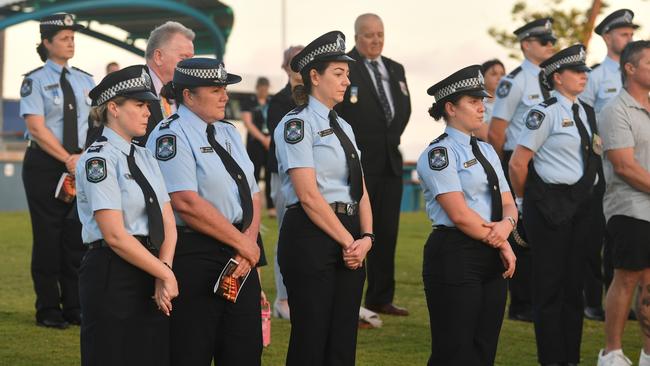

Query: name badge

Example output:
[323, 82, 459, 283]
[350, 86, 358, 104]
[318, 128, 334, 137]
[606, 88, 617, 93]
[200, 146, 214, 153]
[593, 134, 603, 156]
[44, 83, 59, 91]
[561, 119, 574, 127]
[463, 158, 478, 168]
[528, 94, 540, 100]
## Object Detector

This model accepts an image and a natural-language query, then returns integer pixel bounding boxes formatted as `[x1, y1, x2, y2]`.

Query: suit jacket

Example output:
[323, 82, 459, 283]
[85, 66, 165, 148]
[132, 66, 165, 147]
[335, 47, 411, 177]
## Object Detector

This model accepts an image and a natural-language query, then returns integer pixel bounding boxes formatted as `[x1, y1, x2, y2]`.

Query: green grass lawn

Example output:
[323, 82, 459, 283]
[0, 211, 643, 365]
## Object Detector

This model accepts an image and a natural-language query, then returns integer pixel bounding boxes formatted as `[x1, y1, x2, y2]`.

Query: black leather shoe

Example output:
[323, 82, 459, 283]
[584, 306, 605, 321]
[508, 308, 533, 322]
[63, 309, 82, 326]
[36, 312, 69, 329]
[629, 309, 637, 321]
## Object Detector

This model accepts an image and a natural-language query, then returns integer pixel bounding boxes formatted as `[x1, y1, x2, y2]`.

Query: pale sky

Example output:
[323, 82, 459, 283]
[3, 0, 649, 160]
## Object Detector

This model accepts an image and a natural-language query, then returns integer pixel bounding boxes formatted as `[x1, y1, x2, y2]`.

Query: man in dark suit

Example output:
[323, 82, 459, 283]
[336, 13, 411, 316]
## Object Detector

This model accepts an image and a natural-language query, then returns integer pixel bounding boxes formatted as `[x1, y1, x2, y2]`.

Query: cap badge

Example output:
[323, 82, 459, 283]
[579, 48, 586, 61]
[544, 19, 552, 30]
[63, 14, 74, 26]
[141, 69, 152, 89]
[624, 11, 633, 22]
[477, 70, 485, 86]
[336, 34, 346, 52]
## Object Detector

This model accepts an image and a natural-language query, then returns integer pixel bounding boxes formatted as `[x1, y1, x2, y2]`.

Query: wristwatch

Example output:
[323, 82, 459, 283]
[361, 233, 375, 244]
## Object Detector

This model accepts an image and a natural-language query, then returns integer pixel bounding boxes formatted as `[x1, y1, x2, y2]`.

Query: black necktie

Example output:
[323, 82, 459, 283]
[470, 136, 502, 222]
[60, 69, 79, 153]
[369, 60, 393, 125]
[127, 145, 164, 249]
[538, 70, 551, 100]
[571, 104, 592, 168]
[206, 123, 253, 231]
[328, 110, 363, 202]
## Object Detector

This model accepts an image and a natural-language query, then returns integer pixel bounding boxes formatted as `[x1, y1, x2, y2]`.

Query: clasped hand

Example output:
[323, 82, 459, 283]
[482, 219, 513, 248]
[343, 237, 372, 270]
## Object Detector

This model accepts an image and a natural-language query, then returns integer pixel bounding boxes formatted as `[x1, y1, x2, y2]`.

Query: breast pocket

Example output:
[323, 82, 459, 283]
[521, 93, 542, 108]
[597, 83, 619, 101]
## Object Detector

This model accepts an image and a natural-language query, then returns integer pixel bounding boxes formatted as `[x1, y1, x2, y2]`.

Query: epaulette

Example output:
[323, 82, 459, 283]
[159, 113, 180, 130]
[220, 120, 235, 127]
[590, 63, 601, 70]
[539, 97, 557, 108]
[72, 66, 93, 77]
[286, 104, 308, 116]
[429, 133, 448, 146]
[506, 66, 522, 78]
[86, 136, 107, 153]
[22, 66, 43, 77]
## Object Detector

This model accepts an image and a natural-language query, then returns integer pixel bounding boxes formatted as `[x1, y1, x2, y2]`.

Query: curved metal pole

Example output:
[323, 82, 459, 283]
[0, 0, 226, 57]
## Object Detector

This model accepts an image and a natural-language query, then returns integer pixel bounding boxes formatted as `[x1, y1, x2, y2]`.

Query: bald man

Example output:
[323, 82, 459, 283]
[336, 13, 411, 316]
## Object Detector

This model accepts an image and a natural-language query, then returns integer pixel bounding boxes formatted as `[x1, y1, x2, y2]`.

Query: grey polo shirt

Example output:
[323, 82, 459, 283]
[600, 88, 650, 223]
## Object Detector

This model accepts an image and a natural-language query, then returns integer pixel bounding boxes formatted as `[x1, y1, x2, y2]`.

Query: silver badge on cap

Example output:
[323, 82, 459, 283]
[336, 34, 346, 52]
[141, 69, 152, 89]
[544, 19, 552, 30]
[64, 14, 74, 26]
[216, 64, 226, 82]
[624, 11, 633, 22]
[478, 70, 485, 86]
[579, 47, 586, 62]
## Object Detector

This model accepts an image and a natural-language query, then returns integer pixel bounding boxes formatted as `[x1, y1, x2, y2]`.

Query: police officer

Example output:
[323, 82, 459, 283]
[146, 57, 265, 366]
[488, 17, 557, 322]
[580, 9, 638, 321]
[274, 31, 372, 365]
[417, 65, 517, 366]
[76, 65, 178, 366]
[509, 44, 601, 366]
[19, 13, 95, 328]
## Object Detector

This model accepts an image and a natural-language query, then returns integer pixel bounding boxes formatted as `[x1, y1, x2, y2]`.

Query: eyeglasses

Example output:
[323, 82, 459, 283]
[531, 38, 556, 46]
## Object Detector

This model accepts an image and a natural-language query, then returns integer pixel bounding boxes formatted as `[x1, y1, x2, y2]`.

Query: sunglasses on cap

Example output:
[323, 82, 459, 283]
[530, 37, 556, 46]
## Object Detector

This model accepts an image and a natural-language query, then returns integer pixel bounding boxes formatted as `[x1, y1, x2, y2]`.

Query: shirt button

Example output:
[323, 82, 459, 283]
[149, 197, 153, 203]
[237, 174, 242, 180]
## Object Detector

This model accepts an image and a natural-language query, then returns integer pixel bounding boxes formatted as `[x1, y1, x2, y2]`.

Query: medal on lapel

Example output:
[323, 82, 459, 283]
[350, 86, 358, 104]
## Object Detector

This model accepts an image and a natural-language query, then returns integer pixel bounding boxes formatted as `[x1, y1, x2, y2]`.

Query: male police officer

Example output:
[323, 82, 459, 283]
[336, 13, 411, 316]
[488, 18, 556, 322]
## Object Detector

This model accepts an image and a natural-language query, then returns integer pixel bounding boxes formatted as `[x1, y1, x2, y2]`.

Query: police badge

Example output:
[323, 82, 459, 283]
[156, 135, 176, 161]
[428, 147, 449, 171]
[496, 80, 511, 98]
[86, 157, 107, 183]
[284, 119, 304, 144]
[20, 78, 32, 97]
[525, 110, 545, 130]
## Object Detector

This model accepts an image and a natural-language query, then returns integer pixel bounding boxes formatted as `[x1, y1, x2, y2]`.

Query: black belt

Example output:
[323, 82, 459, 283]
[287, 201, 359, 216]
[27, 140, 42, 150]
[433, 225, 459, 232]
[87, 235, 156, 250]
[176, 222, 244, 234]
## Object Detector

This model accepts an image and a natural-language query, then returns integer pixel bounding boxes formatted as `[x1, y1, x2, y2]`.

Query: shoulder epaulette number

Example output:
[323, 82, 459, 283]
[159, 113, 180, 130]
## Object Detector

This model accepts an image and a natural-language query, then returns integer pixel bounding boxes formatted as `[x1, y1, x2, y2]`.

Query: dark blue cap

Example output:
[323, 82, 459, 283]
[89, 65, 158, 106]
[540, 44, 590, 89]
[595, 9, 639, 35]
[40, 13, 84, 35]
[514, 18, 556, 42]
[290, 31, 355, 73]
[173, 57, 242, 87]
[427, 65, 490, 103]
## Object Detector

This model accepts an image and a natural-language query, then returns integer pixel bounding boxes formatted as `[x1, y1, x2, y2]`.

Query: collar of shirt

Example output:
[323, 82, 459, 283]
[602, 56, 619, 71]
[45, 59, 71, 74]
[553, 91, 580, 114]
[521, 58, 541, 76]
[308, 95, 332, 121]
[619, 88, 649, 111]
[445, 126, 472, 146]
[102, 126, 132, 155]
[148, 67, 164, 96]
[177, 104, 211, 133]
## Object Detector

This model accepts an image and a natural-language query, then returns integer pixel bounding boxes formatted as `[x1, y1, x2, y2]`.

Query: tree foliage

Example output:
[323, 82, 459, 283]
[488, 0, 607, 60]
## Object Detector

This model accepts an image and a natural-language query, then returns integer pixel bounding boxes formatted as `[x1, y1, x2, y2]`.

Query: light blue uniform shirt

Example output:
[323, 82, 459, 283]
[416, 126, 510, 227]
[580, 56, 621, 114]
[517, 92, 593, 185]
[76, 126, 170, 243]
[274, 95, 361, 206]
[20, 59, 95, 150]
[492, 59, 545, 151]
[146, 105, 259, 226]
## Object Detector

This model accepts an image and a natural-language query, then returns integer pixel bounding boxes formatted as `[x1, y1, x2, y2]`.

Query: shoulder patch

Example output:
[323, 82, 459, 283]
[428, 147, 449, 171]
[539, 97, 557, 108]
[506, 66, 522, 78]
[525, 110, 545, 130]
[286, 104, 307, 116]
[155, 134, 177, 161]
[429, 133, 448, 146]
[284, 119, 304, 144]
[22, 66, 43, 77]
[159, 113, 179, 130]
[496, 80, 512, 98]
[72, 66, 93, 77]
[20, 78, 33, 97]
[86, 157, 107, 183]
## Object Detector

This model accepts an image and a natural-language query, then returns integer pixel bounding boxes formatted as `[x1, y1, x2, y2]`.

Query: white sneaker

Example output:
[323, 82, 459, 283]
[639, 348, 650, 366]
[597, 349, 632, 366]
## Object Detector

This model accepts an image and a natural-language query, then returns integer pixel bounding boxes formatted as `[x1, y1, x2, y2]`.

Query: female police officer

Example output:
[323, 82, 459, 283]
[19, 13, 95, 328]
[509, 44, 601, 366]
[417, 65, 517, 366]
[146, 57, 265, 366]
[76, 65, 178, 366]
[274, 31, 372, 366]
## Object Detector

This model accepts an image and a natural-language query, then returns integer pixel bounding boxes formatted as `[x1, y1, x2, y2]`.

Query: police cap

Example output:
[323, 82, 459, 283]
[540, 44, 590, 88]
[290, 31, 355, 73]
[427, 65, 491, 104]
[40, 13, 84, 35]
[89, 65, 158, 107]
[513, 17, 556, 42]
[173, 57, 242, 87]
[595, 9, 639, 36]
